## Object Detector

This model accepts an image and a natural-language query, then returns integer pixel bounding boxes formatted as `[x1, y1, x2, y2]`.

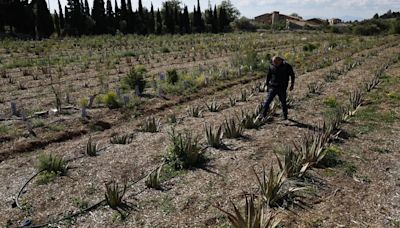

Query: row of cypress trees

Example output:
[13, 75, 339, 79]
[0, 0, 238, 38]
[0, 0, 54, 38]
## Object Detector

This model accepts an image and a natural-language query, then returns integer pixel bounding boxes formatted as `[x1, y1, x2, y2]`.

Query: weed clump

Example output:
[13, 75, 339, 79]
[164, 129, 205, 170]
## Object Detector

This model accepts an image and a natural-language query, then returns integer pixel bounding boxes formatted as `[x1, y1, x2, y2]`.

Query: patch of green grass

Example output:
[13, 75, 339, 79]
[354, 122, 378, 135]
[160, 195, 176, 214]
[323, 96, 338, 108]
[355, 105, 397, 125]
[159, 163, 186, 182]
[112, 211, 128, 222]
[343, 162, 357, 177]
[47, 124, 65, 132]
[32, 119, 45, 128]
[320, 168, 336, 177]
[316, 146, 342, 168]
[389, 219, 400, 227]
[72, 197, 89, 210]
[0, 124, 10, 134]
[387, 91, 400, 100]
[118, 50, 137, 57]
[36, 171, 57, 185]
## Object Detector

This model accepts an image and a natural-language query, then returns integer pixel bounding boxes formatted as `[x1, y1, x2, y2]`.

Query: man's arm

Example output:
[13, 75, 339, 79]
[266, 66, 272, 87]
[289, 64, 295, 90]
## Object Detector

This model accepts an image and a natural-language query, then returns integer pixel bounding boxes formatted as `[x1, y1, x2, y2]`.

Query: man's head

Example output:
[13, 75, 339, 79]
[272, 56, 283, 66]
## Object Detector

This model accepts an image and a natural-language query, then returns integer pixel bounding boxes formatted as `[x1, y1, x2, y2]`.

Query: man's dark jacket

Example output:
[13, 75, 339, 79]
[266, 61, 295, 89]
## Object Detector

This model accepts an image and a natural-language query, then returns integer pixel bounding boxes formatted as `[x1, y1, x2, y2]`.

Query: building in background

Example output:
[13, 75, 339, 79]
[255, 11, 303, 26]
[329, 18, 343, 25]
[254, 11, 328, 29]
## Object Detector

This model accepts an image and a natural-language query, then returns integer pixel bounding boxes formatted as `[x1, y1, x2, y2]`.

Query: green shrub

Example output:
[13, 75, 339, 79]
[123, 66, 147, 95]
[101, 92, 122, 109]
[164, 129, 205, 170]
[36, 154, 68, 175]
[37, 171, 58, 185]
[316, 146, 342, 168]
[167, 69, 179, 85]
[161, 47, 170, 53]
[389, 18, 400, 34]
[323, 96, 338, 108]
[303, 43, 318, 52]
[79, 97, 89, 108]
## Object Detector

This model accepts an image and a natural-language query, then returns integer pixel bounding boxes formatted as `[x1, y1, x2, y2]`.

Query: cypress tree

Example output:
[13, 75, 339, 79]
[92, 0, 107, 34]
[58, 0, 65, 29]
[138, 0, 143, 17]
[196, 0, 204, 32]
[164, 2, 172, 33]
[192, 5, 197, 31]
[84, 0, 90, 16]
[183, 5, 190, 33]
[136, 0, 146, 34]
[206, 6, 213, 31]
[32, 0, 54, 38]
[106, 0, 115, 33]
[127, 0, 133, 13]
[54, 10, 61, 36]
[80, 0, 85, 15]
[148, 4, 155, 34]
[120, 0, 127, 19]
[173, 6, 178, 34]
[219, 6, 229, 32]
[114, 0, 120, 21]
[212, 5, 218, 33]
[156, 9, 162, 34]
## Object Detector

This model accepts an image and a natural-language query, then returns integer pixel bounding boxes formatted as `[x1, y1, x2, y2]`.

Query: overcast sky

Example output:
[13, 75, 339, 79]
[48, 0, 399, 21]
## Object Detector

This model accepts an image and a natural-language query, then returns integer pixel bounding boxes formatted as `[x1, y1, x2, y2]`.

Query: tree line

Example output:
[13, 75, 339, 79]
[0, 0, 240, 38]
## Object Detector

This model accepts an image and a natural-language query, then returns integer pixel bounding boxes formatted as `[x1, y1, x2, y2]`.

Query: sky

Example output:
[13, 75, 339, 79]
[48, 0, 400, 21]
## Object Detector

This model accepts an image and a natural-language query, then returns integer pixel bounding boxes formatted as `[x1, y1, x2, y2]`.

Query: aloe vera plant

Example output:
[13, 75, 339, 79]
[254, 166, 305, 208]
[105, 181, 127, 210]
[223, 117, 243, 139]
[205, 99, 221, 112]
[215, 194, 281, 228]
[205, 124, 223, 148]
[86, 136, 98, 156]
[145, 165, 163, 190]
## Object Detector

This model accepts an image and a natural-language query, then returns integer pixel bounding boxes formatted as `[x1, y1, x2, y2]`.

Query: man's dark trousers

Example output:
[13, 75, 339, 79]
[262, 86, 288, 118]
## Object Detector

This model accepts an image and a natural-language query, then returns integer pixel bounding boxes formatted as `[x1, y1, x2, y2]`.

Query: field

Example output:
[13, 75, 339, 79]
[0, 31, 400, 227]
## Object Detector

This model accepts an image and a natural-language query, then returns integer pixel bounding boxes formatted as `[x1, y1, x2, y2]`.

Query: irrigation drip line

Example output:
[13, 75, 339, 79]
[15, 162, 163, 228]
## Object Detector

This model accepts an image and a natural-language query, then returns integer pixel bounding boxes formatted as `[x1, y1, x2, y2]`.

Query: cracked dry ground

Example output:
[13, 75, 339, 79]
[0, 42, 399, 227]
